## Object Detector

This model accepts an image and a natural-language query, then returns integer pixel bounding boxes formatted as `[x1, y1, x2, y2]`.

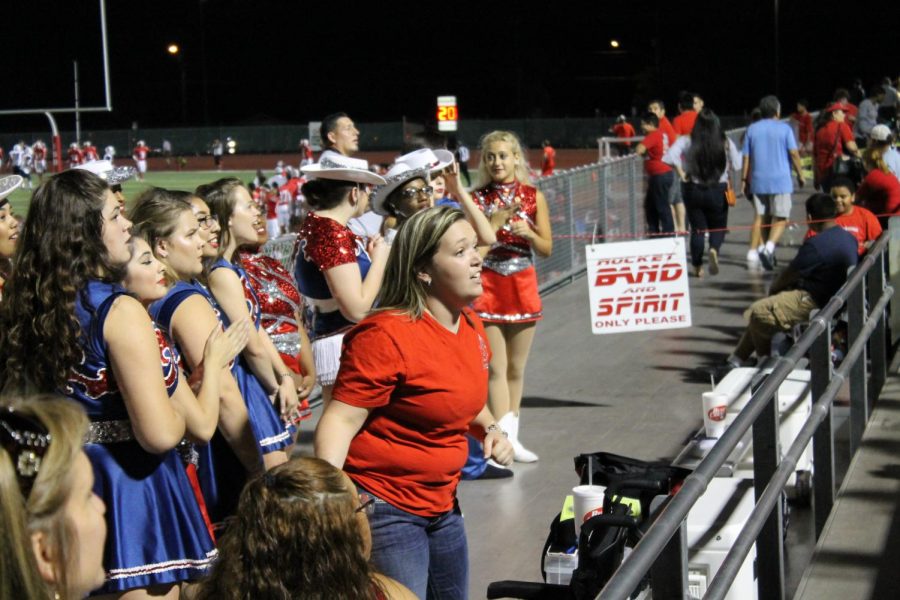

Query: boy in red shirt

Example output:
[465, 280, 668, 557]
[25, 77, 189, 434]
[806, 177, 882, 255]
[672, 91, 698, 136]
[648, 100, 677, 147]
[611, 115, 636, 155]
[636, 112, 675, 234]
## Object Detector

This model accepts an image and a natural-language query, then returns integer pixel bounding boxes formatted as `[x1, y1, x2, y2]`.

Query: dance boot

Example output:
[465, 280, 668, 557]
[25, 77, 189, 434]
[499, 412, 539, 463]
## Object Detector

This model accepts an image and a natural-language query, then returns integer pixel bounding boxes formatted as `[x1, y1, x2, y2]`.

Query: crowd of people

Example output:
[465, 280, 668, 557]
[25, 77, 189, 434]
[0, 111, 556, 598]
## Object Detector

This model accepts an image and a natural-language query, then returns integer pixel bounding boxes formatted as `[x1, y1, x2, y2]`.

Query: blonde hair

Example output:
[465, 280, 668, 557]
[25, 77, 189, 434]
[475, 130, 533, 188]
[376, 206, 466, 319]
[128, 187, 195, 284]
[0, 395, 90, 600]
[862, 146, 891, 175]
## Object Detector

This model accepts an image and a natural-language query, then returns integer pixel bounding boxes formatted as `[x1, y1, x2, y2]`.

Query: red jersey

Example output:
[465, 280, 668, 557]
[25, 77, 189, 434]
[813, 121, 854, 180]
[265, 189, 278, 219]
[804, 206, 883, 255]
[33, 145, 46, 160]
[541, 146, 556, 176]
[67, 147, 84, 166]
[83, 145, 99, 161]
[672, 110, 698, 136]
[133, 144, 150, 161]
[613, 122, 636, 147]
[336, 309, 490, 517]
[640, 129, 672, 176]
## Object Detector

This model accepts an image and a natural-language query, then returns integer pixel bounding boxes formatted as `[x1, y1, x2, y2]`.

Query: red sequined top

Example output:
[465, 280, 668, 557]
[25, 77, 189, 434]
[472, 182, 538, 261]
[296, 212, 371, 301]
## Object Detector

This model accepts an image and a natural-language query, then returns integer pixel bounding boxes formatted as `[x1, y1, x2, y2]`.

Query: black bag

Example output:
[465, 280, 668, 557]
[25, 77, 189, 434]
[829, 129, 864, 184]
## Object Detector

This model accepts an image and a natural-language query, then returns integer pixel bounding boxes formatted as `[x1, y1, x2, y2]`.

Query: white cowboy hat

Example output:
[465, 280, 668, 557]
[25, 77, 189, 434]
[74, 160, 137, 186]
[396, 148, 454, 173]
[301, 150, 386, 186]
[0, 175, 24, 203]
[370, 162, 431, 216]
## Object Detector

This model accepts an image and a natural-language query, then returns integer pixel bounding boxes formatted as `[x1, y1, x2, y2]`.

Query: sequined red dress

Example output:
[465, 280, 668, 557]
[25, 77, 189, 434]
[471, 182, 542, 323]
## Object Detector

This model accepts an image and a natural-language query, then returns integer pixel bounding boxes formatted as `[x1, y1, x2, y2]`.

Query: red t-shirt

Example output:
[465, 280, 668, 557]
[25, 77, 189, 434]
[613, 123, 636, 147]
[335, 309, 491, 517]
[659, 117, 677, 147]
[814, 121, 854, 179]
[857, 169, 900, 220]
[804, 206, 883, 255]
[841, 102, 858, 123]
[672, 110, 697, 136]
[542, 146, 556, 176]
[641, 129, 672, 176]
[792, 112, 814, 146]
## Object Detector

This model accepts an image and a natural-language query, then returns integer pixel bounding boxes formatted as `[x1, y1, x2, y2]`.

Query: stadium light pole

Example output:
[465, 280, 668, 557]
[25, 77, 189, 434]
[167, 43, 188, 123]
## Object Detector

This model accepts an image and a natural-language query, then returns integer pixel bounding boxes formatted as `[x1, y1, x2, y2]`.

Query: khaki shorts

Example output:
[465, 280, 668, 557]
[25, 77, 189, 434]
[753, 193, 791, 218]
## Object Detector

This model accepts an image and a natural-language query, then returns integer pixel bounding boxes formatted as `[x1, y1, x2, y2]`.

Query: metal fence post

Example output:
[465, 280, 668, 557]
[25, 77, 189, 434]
[847, 275, 867, 454]
[810, 321, 835, 537]
[567, 172, 576, 279]
[752, 374, 785, 600]
[598, 165, 608, 244]
[867, 253, 888, 406]
[628, 160, 639, 239]
[648, 520, 688, 599]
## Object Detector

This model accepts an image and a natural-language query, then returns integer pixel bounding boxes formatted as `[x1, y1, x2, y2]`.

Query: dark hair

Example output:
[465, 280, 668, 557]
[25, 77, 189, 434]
[806, 193, 838, 221]
[195, 177, 245, 257]
[648, 99, 665, 111]
[0, 170, 123, 392]
[384, 176, 428, 219]
[321, 112, 349, 149]
[829, 177, 857, 194]
[685, 109, 727, 185]
[677, 91, 694, 112]
[640, 112, 659, 128]
[832, 88, 850, 102]
[869, 85, 885, 98]
[759, 95, 781, 119]
[300, 178, 355, 211]
[796, 98, 809, 109]
[194, 456, 379, 600]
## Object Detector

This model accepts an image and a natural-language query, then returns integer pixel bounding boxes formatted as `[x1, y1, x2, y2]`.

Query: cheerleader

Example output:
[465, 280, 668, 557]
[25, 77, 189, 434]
[471, 131, 552, 462]
[196, 180, 302, 436]
[0, 170, 218, 596]
[293, 154, 388, 404]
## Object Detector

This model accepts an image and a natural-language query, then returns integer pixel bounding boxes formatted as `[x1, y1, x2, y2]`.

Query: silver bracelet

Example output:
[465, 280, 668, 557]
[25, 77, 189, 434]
[485, 423, 508, 438]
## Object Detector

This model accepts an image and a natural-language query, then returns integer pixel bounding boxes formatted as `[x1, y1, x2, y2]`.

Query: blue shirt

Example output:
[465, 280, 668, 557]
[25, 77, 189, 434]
[742, 119, 798, 195]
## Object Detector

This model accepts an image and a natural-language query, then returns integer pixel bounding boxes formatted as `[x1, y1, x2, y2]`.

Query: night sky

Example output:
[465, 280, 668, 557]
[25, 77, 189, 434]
[4, 0, 898, 133]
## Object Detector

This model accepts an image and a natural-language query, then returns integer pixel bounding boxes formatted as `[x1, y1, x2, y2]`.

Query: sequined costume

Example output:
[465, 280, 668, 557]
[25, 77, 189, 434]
[294, 212, 372, 385]
[471, 182, 542, 323]
[65, 280, 216, 594]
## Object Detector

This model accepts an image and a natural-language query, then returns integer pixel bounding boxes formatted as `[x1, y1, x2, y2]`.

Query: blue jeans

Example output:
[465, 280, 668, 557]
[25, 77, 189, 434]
[683, 182, 729, 267]
[645, 171, 675, 234]
[365, 491, 469, 599]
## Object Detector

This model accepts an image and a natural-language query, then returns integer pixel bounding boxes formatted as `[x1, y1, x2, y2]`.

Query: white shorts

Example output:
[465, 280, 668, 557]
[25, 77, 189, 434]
[34, 160, 47, 174]
[276, 204, 291, 229]
[753, 194, 791, 218]
[136, 159, 147, 174]
[266, 218, 280, 239]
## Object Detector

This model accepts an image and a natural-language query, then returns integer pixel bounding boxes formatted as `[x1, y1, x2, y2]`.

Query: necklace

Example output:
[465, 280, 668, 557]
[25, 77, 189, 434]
[491, 181, 518, 207]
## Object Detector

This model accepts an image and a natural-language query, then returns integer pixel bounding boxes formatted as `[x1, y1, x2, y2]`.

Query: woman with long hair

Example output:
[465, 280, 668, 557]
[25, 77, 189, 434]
[664, 108, 743, 276]
[856, 146, 900, 228]
[0, 170, 218, 598]
[293, 155, 388, 404]
[130, 188, 280, 525]
[0, 175, 23, 295]
[0, 395, 106, 600]
[316, 206, 514, 597]
[813, 103, 860, 192]
[470, 130, 552, 463]
[194, 456, 415, 600]
[196, 179, 301, 438]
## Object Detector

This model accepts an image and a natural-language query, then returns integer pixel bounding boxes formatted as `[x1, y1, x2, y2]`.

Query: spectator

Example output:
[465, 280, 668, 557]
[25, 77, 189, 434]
[0, 175, 23, 297]
[320, 112, 360, 158]
[294, 154, 388, 405]
[742, 95, 806, 270]
[791, 99, 814, 155]
[849, 78, 866, 106]
[869, 124, 900, 180]
[315, 206, 514, 598]
[453, 138, 471, 185]
[194, 456, 416, 600]
[610, 116, 636, 156]
[856, 145, 900, 228]
[693, 93, 705, 113]
[813, 103, 860, 192]
[805, 177, 881, 255]
[854, 86, 883, 146]
[541, 139, 557, 175]
[0, 396, 107, 600]
[672, 91, 698, 136]
[878, 77, 899, 124]
[719, 193, 857, 370]
[664, 108, 742, 277]
[648, 99, 677, 147]
[636, 111, 676, 235]
[832, 88, 858, 125]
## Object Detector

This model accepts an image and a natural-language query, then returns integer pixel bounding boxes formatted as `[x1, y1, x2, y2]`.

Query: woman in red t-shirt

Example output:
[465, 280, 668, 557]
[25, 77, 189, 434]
[857, 146, 900, 228]
[316, 206, 514, 599]
[813, 104, 859, 191]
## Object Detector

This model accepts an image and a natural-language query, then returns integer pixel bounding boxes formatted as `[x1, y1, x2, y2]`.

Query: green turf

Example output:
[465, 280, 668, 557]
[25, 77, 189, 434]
[6, 170, 259, 217]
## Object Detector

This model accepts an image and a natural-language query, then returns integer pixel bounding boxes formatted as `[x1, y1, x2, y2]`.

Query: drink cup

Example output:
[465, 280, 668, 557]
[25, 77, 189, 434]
[572, 484, 606, 539]
[702, 391, 729, 438]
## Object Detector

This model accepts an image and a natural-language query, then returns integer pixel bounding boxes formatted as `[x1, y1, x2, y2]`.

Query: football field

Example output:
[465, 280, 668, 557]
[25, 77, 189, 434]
[6, 170, 259, 217]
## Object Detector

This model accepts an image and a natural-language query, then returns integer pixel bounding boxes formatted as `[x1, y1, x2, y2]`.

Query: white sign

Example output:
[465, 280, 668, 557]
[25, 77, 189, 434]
[309, 121, 323, 151]
[586, 238, 691, 334]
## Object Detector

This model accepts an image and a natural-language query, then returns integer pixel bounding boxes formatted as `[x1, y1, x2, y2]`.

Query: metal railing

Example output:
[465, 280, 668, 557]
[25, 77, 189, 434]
[597, 230, 894, 600]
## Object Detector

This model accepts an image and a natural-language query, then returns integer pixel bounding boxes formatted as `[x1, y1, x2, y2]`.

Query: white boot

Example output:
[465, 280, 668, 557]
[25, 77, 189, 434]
[499, 412, 539, 463]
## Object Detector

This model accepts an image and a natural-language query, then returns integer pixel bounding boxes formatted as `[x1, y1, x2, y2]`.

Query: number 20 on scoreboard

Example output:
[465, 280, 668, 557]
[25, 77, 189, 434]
[437, 96, 458, 132]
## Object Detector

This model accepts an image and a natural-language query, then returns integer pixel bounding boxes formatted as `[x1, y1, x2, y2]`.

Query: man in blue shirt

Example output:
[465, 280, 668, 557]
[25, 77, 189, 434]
[720, 193, 857, 370]
[742, 95, 806, 270]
